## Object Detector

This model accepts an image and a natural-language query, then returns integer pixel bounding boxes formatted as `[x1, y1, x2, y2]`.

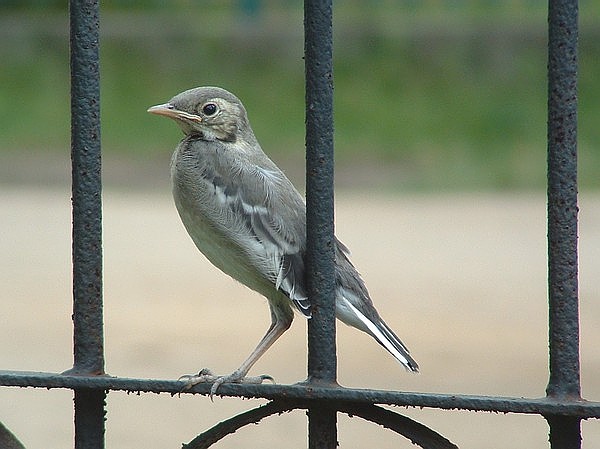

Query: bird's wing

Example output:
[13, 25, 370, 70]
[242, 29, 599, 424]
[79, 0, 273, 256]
[209, 160, 311, 317]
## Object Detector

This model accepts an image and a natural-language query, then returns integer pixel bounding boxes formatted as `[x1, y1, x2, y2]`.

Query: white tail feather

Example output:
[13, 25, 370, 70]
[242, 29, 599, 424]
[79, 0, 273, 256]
[342, 298, 418, 371]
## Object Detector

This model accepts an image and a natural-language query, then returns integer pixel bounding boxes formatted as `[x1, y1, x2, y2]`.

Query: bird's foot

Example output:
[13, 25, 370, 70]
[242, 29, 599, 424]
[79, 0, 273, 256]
[178, 369, 274, 400]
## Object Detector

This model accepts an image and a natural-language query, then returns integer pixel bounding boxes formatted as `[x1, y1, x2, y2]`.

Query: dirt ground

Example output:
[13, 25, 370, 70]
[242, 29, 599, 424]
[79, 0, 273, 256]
[2, 186, 599, 449]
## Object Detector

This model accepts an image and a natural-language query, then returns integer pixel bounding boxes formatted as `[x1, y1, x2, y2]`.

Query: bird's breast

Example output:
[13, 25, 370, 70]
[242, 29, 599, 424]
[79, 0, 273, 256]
[170, 144, 276, 297]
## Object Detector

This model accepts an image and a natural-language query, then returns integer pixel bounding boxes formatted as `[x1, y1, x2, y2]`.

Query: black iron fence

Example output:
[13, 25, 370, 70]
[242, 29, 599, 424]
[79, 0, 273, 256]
[1, 0, 597, 448]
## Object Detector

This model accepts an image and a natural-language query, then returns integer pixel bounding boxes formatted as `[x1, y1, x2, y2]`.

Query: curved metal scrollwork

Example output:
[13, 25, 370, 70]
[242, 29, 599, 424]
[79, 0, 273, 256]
[0, 421, 26, 449]
[182, 400, 458, 449]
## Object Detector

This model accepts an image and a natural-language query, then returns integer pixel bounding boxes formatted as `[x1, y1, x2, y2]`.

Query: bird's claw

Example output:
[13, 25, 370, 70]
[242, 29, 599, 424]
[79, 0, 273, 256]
[178, 369, 275, 400]
[178, 368, 217, 390]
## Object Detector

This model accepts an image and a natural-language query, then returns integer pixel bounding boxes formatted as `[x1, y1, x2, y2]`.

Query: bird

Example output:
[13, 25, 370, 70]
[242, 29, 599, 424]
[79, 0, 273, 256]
[147, 86, 418, 395]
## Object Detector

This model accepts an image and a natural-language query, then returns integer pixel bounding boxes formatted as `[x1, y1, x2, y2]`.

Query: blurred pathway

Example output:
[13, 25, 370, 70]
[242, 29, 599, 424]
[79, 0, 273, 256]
[1, 187, 599, 449]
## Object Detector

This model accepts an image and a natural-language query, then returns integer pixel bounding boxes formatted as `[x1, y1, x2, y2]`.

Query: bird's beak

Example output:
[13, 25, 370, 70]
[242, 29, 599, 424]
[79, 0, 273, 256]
[147, 103, 202, 123]
[147, 103, 177, 118]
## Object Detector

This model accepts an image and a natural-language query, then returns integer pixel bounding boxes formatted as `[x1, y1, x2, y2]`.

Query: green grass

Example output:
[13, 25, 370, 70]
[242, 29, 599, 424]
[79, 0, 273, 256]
[1, 6, 599, 190]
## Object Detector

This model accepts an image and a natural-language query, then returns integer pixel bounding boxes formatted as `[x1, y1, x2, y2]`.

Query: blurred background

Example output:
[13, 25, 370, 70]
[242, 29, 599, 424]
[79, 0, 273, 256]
[1, 0, 599, 189]
[1, 1, 599, 449]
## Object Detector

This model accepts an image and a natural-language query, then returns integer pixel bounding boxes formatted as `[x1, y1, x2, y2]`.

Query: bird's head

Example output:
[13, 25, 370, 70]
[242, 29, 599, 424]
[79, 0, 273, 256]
[147, 86, 252, 142]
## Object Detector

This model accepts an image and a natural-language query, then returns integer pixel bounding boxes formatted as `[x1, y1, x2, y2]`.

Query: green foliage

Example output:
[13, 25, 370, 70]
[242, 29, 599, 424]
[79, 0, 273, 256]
[1, 5, 599, 190]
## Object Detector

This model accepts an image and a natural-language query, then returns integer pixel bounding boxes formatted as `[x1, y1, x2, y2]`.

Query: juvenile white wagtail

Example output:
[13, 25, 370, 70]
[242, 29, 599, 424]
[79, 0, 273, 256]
[148, 86, 418, 395]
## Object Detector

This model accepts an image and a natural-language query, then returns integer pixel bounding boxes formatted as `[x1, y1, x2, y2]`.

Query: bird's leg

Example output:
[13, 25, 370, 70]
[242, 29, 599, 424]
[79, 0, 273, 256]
[179, 302, 293, 398]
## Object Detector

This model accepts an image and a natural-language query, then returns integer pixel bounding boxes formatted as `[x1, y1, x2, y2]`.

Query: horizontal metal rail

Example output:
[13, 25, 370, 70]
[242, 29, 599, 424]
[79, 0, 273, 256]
[1, 370, 599, 418]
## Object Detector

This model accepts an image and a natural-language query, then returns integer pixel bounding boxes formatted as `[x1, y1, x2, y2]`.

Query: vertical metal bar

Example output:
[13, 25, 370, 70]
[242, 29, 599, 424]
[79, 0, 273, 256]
[304, 0, 337, 388]
[308, 404, 337, 449]
[547, 416, 581, 449]
[73, 390, 106, 449]
[546, 0, 580, 401]
[546, 0, 581, 447]
[69, 0, 105, 447]
[304, 0, 337, 447]
[70, 0, 104, 378]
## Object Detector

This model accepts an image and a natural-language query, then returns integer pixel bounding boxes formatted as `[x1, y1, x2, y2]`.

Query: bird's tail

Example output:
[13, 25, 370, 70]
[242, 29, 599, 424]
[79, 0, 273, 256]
[375, 318, 419, 372]
[341, 298, 419, 372]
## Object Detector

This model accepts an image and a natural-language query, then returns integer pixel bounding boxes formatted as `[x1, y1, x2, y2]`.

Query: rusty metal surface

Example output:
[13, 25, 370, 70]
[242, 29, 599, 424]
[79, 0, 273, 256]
[1, 371, 599, 418]
[304, 1, 338, 447]
[546, 0, 581, 447]
[69, 0, 106, 448]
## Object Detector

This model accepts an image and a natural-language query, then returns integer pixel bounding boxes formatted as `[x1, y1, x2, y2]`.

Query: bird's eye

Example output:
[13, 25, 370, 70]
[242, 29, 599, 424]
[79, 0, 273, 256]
[202, 103, 218, 116]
